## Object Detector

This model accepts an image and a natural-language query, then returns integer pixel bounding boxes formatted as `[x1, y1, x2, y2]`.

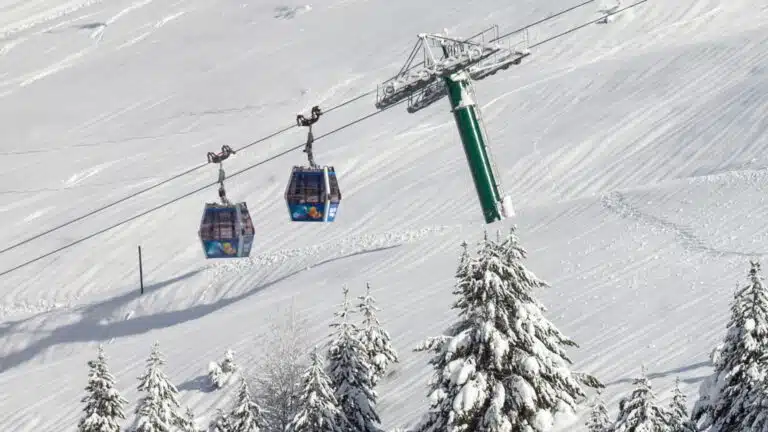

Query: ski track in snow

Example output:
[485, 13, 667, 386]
[89, 0, 156, 42]
[208, 224, 461, 278]
[600, 190, 768, 258]
[0, 36, 23, 56]
[18, 46, 95, 88]
[0, 0, 106, 38]
[0, 0, 182, 97]
[22, 206, 55, 223]
[114, 10, 186, 49]
[62, 160, 117, 187]
[0, 224, 460, 319]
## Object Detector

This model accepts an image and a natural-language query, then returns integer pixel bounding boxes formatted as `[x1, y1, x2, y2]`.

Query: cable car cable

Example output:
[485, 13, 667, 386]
[0, 98, 405, 278]
[489, 0, 596, 44]
[0, 0, 635, 257]
[0, 3, 647, 277]
[527, 0, 648, 48]
[0, 90, 375, 257]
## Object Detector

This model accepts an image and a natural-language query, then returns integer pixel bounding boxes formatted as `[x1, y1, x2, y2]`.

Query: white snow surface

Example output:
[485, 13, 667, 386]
[1, 0, 767, 430]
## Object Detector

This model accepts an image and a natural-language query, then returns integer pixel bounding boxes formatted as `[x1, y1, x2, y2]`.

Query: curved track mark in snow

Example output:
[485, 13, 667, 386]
[63, 160, 119, 187]
[0, 37, 24, 56]
[0, 44, 93, 95]
[115, 10, 187, 49]
[302, 73, 365, 112]
[107, 0, 156, 25]
[600, 190, 768, 258]
[0, 0, 106, 38]
[19, 46, 95, 87]
[208, 225, 463, 278]
[22, 206, 55, 222]
[0, 299, 71, 319]
[89, 0, 156, 42]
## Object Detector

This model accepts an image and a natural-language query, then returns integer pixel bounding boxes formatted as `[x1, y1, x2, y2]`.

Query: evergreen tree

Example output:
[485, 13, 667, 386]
[667, 378, 695, 432]
[692, 260, 768, 432]
[177, 407, 202, 432]
[208, 409, 232, 432]
[208, 362, 226, 390]
[229, 377, 266, 432]
[220, 349, 238, 374]
[586, 390, 611, 432]
[208, 349, 238, 390]
[78, 344, 128, 432]
[612, 372, 671, 432]
[132, 342, 184, 432]
[327, 286, 383, 432]
[413, 229, 594, 432]
[287, 348, 349, 432]
[740, 385, 768, 431]
[357, 282, 399, 386]
[455, 240, 472, 281]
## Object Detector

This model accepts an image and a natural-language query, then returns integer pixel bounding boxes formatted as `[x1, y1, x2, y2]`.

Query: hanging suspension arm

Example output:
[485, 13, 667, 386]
[206, 145, 236, 205]
[304, 126, 317, 168]
[217, 164, 231, 205]
[297, 105, 323, 169]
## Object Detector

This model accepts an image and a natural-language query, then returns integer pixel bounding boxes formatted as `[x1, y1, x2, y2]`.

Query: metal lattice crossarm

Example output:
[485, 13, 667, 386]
[375, 26, 530, 113]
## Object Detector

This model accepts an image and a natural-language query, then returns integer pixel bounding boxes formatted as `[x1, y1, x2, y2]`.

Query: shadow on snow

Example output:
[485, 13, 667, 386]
[0, 244, 400, 374]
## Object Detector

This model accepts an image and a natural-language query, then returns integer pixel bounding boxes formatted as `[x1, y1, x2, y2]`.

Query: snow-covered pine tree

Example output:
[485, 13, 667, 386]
[692, 260, 768, 432]
[667, 378, 695, 432]
[612, 371, 671, 432]
[208, 361, 226, 390]
[207, 349, 239, 390]
[208, 409, 232, 432]
[455, 240, 471, 281]
[220, 349, 238, 374]
[177, 407, 202, 432]
[585, 390, 610, 432]
[132, 342, 184, 432]
[229, 376, 266, 432]
[740, 385, 768, 431]
[357, 282, 398, 386]
[286, 348, 349, 432]
[327, 286, 383, 432]
[78, 344, 128, 432]
[413, 229, 594, 432]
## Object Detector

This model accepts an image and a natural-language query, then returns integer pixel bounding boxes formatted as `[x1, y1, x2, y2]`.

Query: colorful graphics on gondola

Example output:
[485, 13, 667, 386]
[288, 202, 339, 222]
[202, 239, 240, 258]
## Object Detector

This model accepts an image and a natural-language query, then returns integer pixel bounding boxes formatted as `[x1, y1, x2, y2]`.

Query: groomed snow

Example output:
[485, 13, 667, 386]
[1, 0, 767, 430]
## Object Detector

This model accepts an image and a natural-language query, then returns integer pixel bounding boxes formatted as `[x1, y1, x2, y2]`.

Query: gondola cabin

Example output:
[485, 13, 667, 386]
[198, 203, 255, 258]
[285, 166, 341, 222]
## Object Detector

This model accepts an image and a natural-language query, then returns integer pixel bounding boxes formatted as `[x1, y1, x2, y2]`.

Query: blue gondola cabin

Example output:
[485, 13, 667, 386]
[198, 203, 255, 258]
[284, 166, 341, 222]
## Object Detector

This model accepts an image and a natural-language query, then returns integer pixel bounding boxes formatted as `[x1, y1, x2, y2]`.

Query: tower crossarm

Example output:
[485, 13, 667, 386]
[375, 27, 511, 110]
[375, 26, 532, 113]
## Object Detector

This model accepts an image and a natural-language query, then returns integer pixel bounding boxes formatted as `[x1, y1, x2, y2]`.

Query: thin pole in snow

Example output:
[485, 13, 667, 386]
[139, 245, 144, 295]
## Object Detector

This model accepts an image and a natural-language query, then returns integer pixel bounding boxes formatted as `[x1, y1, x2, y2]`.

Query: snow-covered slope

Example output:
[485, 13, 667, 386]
[1, 0, 767, 429]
